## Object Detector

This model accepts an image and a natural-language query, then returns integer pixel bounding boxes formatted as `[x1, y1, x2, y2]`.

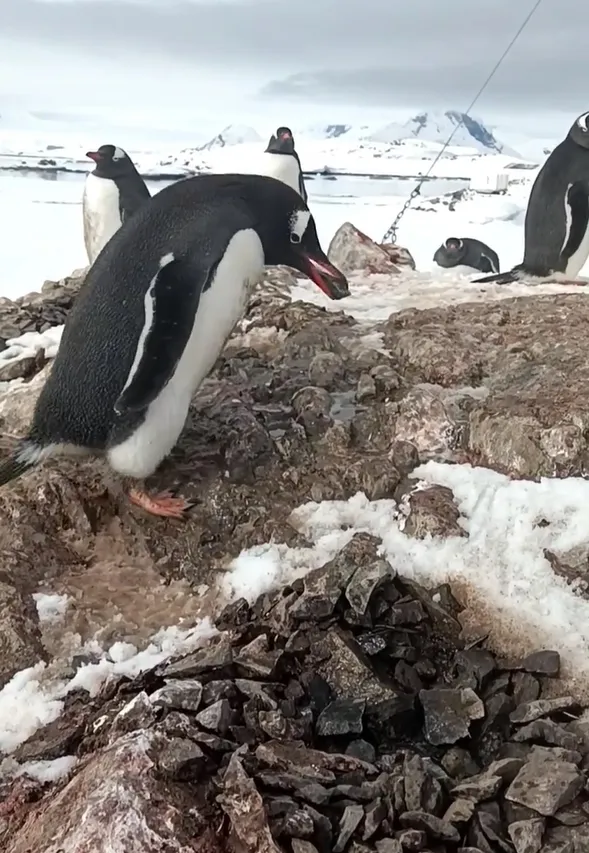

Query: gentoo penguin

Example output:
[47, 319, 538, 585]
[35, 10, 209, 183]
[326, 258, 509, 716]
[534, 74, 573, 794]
[474, 111, 589, 284]
[83, 144, 151, 265]
[0, 173, 348, 519]
[262, 126, 308, 202]
[433, 237, 500, 275]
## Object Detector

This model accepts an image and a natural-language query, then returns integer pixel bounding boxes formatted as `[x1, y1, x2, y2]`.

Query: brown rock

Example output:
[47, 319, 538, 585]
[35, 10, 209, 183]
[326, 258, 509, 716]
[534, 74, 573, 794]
[327, 222, 405, 276]
[5, 730, 216, 852]
[402, 484, 466, 539]
[0, 581, 45, 689]
[218, 752, 283, 853]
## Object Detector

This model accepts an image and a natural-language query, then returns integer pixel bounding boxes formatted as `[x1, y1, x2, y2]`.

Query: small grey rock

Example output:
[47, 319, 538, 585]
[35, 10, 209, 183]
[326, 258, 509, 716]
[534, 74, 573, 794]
[195, 698, 232, 735]
[150, 679, 203, 712]
[510, 696, 577, 725]
[508, 818, 545, 853]
[505, 758, 583, 817]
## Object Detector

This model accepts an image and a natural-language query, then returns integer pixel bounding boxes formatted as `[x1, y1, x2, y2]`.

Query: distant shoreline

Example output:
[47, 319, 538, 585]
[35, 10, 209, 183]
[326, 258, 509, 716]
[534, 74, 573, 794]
[0, 162, 472, 183]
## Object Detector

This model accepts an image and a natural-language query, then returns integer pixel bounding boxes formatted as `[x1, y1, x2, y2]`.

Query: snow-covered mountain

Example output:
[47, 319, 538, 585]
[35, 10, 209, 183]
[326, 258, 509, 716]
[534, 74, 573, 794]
[368, 111, 520, 157]
[197, 125, 263, 151]
[199, 111, 520, 158]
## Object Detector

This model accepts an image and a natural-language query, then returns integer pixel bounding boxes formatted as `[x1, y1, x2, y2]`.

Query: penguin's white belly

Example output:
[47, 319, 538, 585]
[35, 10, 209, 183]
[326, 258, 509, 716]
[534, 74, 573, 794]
[83, 174, 123, 264]
[257, 154, 302, 197]
[107, 229, 265, 479]
[564, 219, 589, 278]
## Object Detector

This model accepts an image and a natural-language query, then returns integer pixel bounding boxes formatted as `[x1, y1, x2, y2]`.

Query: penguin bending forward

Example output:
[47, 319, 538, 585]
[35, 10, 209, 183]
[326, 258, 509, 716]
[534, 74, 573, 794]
[433, 237, 500, 275]
[262, 126, 308, 203]
[0, 174, 349, 518]
[474, 111, 589, 285]
[83, 144, 151, 265]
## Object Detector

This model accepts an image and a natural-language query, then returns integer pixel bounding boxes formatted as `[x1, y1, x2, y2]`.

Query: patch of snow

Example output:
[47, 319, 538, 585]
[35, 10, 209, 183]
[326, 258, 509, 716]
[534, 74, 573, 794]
[33, 592, 70, 624]
[0, 618, 217, 754]
[17, 755, 78, 783]
[289, 269, 589, 324]
[0, 325, 64, 365]
[223, 464, 589, 697]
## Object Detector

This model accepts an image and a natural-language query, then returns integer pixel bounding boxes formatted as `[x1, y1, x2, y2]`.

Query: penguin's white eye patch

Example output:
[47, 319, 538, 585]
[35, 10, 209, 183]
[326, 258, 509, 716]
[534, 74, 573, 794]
[113, 146, 126, 161]
[289, 209, 310, 244]
[577, 113, 589, 132]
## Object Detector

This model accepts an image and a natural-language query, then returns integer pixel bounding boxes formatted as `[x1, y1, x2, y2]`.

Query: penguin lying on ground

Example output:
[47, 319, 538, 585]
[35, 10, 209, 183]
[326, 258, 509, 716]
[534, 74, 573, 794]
[474, 111, 589, 285]
[433, 237, 500, 275]
[0, 173, 349, 519]
[261, 126, 308, 202]
[83, 144, 151, 264]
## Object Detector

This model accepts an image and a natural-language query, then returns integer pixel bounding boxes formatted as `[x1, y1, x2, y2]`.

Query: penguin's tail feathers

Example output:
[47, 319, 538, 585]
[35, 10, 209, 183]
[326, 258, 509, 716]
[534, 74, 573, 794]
[472, 270, 518, 285]
[0, 439, 51, 487]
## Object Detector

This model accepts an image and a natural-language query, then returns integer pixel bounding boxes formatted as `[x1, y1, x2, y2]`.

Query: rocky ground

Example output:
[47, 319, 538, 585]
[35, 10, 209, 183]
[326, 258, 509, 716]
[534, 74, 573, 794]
[1, 224, 589, 851]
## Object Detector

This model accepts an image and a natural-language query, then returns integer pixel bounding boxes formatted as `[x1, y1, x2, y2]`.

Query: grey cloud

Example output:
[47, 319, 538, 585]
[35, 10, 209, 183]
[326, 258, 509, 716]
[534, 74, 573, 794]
[3, 0, 589, 118]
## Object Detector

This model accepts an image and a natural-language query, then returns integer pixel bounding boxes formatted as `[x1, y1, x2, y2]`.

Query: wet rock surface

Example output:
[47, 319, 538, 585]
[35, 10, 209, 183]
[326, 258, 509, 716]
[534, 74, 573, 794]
[2, 545, 589, 851]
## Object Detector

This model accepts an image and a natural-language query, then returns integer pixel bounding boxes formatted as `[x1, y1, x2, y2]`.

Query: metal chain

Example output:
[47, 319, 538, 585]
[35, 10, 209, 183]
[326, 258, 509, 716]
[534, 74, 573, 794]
[379, 0, 544, 245]
[382, 186, 422, 244]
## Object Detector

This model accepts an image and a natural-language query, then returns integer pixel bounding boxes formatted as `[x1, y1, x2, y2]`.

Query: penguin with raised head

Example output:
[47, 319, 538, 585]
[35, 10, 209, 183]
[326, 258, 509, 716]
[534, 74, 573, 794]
[474, 111, 589, 284]
[83, 144, 151, 265]
[433, 237, 500, 275]
[261, 126, 308, 202]
[0, 174, 349, 519]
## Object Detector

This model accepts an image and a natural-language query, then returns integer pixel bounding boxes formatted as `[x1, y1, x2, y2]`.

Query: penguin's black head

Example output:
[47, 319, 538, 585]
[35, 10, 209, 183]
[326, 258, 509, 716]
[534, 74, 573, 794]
[86, 144, 134, 177]
[265, 126, 296, 155]
[444, 237, 465, 259]
[252, 177, 348, 300]
[570, 112, 589, 149]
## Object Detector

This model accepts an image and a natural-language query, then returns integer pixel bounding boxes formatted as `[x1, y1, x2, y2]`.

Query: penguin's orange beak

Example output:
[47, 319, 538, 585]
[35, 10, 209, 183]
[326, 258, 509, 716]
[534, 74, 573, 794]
[297, 251, 349, 300]
[86, 151, 100, 162]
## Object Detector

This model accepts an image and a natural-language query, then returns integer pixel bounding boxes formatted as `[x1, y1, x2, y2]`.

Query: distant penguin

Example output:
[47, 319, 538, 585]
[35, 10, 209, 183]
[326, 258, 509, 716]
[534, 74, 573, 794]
[0, 174, 349, 519]
[261, 126, 308, 202]
[83, 144, 151, 265]
[474, 111, 589, 285]
[433, 237, 500, 275]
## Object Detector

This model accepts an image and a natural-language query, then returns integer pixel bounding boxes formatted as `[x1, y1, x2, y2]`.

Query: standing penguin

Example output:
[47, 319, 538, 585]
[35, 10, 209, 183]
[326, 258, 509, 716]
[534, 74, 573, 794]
[83, 144, 151, 265]
[433, 237, 500, 275]
[474, 111, 589, 284]
[261, 127, 308, 202]
[0, 174, 349, 518]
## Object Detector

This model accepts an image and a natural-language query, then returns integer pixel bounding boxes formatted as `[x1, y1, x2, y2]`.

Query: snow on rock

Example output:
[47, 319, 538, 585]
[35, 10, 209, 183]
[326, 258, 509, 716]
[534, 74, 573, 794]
[33, 593, 70, 624]
[223, 463, 589, 695]
[327, 221, 415, 277]
[0, 620, 217, 754]
[0, 325, 64, 368]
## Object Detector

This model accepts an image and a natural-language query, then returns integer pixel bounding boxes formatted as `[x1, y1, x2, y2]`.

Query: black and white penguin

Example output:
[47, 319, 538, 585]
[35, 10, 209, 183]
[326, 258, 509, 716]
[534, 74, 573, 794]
[0, 173, 349, 519]
[83, 144, 151, 264]
[474, 111, 589, 285]
[433, 237, 500, 275]
[261, 127, 308, 203]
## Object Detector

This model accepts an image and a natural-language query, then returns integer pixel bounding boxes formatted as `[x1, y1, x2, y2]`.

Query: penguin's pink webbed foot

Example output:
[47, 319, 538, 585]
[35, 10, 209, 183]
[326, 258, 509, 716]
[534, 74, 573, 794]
[127, 488, 192, 519]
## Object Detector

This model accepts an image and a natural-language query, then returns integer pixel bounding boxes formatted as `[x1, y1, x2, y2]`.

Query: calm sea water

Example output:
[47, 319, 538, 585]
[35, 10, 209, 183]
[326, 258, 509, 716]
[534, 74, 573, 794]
[0, 170, 469, 300]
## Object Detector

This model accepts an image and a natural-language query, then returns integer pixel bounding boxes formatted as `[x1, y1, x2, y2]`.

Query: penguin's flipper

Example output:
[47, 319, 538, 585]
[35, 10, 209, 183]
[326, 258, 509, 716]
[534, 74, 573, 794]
[562, 181, 589, 261]
[480, 253, 500, 275]
[114, 254, 216, 415]
[472, 270, 518, 285]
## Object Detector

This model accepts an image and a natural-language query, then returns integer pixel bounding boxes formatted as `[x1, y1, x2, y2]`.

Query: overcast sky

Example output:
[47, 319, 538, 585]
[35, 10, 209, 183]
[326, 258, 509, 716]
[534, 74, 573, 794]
[1, 0, 587, 140]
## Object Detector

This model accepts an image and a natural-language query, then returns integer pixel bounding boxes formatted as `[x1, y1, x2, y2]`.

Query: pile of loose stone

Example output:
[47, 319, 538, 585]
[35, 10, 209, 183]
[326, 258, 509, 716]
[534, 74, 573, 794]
[0, 269, 86, 346]
[5, 535, 589, 852]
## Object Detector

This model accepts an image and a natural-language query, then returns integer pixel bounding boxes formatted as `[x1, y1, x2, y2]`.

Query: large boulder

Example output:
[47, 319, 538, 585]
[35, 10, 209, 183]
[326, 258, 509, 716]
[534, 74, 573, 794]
[328, 222, 416, 276]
